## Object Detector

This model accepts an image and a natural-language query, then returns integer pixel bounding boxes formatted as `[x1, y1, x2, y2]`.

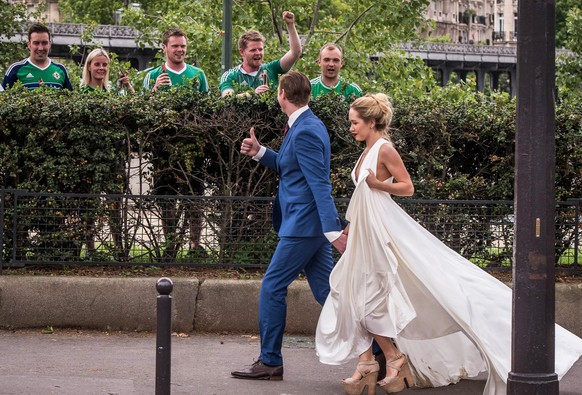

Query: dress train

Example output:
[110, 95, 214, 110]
[316, 138, 582, 395]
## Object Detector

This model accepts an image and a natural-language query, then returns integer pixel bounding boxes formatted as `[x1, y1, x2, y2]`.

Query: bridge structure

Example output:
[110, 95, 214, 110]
[397, 41, 517, 96]
[3, 22, 557, 96]
[4, 23, 157, 70]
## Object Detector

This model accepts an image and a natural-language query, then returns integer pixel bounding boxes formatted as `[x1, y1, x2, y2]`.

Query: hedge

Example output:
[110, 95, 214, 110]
[1, 85, 580, 265]
[1, 85, 580, 200]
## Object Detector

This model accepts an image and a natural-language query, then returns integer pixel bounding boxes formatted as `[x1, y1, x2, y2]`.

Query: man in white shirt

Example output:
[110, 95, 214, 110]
[232, 71, 346, 380]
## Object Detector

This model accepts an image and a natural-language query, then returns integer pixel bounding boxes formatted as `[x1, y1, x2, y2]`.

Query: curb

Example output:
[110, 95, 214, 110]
[1, 277, 581, 337]
[0, 277, 321, 334]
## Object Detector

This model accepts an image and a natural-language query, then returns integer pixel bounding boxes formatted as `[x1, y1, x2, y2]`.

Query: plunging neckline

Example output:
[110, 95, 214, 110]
[353, 138, 386, 184]
[353, 150, 369, 184]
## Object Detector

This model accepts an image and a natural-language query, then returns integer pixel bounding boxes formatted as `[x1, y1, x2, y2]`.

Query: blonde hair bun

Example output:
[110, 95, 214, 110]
[350, 93, 394, 137]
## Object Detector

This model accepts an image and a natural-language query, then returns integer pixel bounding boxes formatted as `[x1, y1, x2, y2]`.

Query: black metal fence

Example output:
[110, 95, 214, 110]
[0, 189, 580, 273]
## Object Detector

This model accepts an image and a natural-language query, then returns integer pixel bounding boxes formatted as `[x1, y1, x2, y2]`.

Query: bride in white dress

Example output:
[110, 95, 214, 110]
[315, 93, 582, 395]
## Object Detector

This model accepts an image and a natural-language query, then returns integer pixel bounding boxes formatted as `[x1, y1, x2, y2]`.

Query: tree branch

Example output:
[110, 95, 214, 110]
[266, 0, 284, 44]
[303, 0, 322, 50]
[335, 4, 375, 43]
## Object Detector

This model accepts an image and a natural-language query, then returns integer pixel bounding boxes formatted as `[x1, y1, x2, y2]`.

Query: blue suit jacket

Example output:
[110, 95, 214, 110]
[259, 109, 343, 237]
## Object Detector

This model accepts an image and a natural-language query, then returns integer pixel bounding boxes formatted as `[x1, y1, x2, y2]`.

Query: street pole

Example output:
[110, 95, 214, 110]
[507, 0, 558, 394]
[221, 0, 233, 75]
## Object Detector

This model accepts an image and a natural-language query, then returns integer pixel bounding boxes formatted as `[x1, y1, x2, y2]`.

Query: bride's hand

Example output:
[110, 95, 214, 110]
[365, 169, 380, 189]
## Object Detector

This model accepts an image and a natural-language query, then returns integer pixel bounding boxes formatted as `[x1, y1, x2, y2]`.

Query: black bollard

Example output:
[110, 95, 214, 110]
[156, 277, 173, 395]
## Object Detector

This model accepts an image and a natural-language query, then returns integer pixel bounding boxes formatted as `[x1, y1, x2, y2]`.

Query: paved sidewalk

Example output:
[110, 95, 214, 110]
[0, 329, 581, 395]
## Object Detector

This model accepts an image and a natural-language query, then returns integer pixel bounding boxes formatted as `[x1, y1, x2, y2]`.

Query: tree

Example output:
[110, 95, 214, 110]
[58, 0, 164, 25]
[289, 0, 434, 96]
[0, 1, 30, 71]
[7, 0, 434, 97]
[564, 7, 582, 54]
[556, 7, 582, 101]
[120, 0, 223, 81]
[556, 0, 580, 49]
[120, 0, 432, 95]
[59, 0, 122, 25]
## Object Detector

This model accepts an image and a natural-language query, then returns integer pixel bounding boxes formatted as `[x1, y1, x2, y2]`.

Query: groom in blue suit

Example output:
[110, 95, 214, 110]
[232, 71, 347, 380]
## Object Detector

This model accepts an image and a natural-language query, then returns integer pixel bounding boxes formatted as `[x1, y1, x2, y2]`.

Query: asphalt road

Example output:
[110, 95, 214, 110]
[0, 329, 580, 395]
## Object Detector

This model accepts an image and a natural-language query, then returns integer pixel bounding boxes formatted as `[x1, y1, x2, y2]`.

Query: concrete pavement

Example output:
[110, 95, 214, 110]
[1, 276, 582, 394]
[0, 329, 581, 395]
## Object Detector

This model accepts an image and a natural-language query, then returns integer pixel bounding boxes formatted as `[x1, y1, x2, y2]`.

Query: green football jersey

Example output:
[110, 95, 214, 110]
[142, 64, 208, 92]
[310, 76, 362, 100]
[219, 59, 285, 93]
[80, 85, 108, 93]
[1, 58, 73, 91]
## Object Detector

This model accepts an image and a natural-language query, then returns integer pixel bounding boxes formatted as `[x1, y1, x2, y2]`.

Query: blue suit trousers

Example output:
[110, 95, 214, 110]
[258, 235, 333, 366]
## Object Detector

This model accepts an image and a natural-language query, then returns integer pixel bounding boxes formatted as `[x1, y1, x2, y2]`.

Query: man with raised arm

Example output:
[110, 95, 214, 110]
[220, 11, 301, 97]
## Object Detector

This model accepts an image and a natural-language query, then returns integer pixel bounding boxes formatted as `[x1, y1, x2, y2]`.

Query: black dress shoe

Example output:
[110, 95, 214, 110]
[231, 360, 284, 380]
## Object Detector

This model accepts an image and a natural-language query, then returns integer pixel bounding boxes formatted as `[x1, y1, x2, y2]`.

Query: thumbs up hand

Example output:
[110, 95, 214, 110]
[241, 127, 260, 157]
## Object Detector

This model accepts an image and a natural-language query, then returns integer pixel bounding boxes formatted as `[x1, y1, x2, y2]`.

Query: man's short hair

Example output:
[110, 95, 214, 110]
[162, 28, 187, 45]
[279, 71, 311, 107]
[28, 23, 50, 41]
[319, 43, 343, 57]
[238, 30, 265, 51]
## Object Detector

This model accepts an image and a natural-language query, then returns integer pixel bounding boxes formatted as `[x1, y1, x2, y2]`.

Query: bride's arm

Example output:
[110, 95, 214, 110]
[365, 144, 414, 196]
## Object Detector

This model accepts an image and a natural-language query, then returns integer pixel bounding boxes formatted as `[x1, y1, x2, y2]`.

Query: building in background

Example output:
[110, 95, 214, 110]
[421, 0, 518, 47]
[493, 0, 518, 46]
[422, 0, 497, 45]
[9, 0, 61, 23]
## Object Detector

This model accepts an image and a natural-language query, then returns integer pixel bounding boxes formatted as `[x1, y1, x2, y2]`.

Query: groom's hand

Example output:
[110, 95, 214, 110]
[241, 127, 260, 157]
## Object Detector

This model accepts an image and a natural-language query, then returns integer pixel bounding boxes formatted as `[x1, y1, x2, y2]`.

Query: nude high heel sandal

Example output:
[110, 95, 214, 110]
[342, 360, 380, 395]
[378, 354, 413, 393]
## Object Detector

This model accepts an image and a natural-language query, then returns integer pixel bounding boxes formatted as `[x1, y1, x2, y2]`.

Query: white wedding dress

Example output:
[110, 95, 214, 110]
[316, 138, 582, 394]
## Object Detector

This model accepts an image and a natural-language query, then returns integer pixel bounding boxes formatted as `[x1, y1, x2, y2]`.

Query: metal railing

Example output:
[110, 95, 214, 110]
[17, 22, 140, 39]
[0, 190, 580, 273]
[398, 40, 517, 56]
